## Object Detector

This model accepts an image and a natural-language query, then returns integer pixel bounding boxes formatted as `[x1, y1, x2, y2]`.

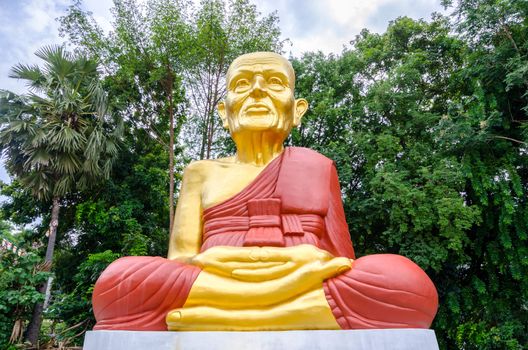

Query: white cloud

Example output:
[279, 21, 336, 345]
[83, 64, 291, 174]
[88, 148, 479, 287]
[0, 0, 69, 94]
[261, 0, 445, 55]
[0, 0, 70, 182]
[23, 0, 60, 32]
[83, 0, 113, 33]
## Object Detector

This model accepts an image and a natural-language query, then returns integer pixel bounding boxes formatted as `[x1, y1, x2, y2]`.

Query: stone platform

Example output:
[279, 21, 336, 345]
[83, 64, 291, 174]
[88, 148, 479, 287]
[83, 329, 439, 350]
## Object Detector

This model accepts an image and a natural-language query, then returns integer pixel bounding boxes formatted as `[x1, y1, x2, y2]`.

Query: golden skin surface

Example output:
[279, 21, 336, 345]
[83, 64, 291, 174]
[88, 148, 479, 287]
[196, 157, 270, 211]
[166, 52, 351, 331]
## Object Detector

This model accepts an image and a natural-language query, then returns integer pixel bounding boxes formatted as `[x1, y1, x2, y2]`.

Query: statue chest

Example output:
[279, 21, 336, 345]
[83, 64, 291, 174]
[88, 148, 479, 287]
[201, 164, 265, 210]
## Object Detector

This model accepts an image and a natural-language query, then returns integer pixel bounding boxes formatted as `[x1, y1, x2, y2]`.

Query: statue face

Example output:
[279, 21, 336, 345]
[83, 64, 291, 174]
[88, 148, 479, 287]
[219, 52, 307, 136]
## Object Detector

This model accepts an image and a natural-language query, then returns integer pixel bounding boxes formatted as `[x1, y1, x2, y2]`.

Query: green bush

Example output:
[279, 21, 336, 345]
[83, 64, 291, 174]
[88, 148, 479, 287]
[0, 244, 50, 347]
[46, 250, 119, 345]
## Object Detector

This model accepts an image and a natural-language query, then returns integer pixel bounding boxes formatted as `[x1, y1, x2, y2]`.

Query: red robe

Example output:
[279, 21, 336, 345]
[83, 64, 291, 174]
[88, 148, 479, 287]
[92, 147, 438, 330]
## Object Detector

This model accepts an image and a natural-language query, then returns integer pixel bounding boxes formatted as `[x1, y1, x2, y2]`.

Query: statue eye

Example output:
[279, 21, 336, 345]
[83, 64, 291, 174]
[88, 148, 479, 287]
[267, 77, 284, 90]
[234, 79, 250, 92]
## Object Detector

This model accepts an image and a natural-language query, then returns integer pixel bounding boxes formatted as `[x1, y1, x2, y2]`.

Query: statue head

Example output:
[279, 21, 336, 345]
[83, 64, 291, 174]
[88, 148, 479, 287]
[218, 52, 308, 141]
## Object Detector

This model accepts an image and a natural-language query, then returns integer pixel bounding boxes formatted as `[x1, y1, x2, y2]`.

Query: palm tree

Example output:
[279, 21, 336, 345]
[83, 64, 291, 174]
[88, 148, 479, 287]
[0, 45, 122, 345]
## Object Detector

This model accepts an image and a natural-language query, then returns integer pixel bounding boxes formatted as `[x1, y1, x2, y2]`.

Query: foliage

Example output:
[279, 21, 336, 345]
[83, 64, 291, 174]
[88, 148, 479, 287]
[0, 180, 45, 227]
[46, 135, 174, 337]
[59, 0, 283, 160]
[59, 0, 190, 233]
[0, 236, 50, 348]
[59, 0, 187, 148]
[0, 46, 121, 200]
[438, 1, 528, 348]
[292, 7, 527, 349]
[0, 44, 122, 344]
[47, 250, 119, 344]
[182, 0, 284, 159]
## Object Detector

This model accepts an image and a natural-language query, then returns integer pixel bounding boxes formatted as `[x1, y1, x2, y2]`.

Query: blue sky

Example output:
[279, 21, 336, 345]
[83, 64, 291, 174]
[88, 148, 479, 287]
[0, 0, 445, 182]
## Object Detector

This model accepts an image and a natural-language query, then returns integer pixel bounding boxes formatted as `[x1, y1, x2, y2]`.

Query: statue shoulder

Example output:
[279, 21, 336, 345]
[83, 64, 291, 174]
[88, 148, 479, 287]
[183, 156, 236, 179]
[182, 159, 210, 181]
[286, 147, 334, 166]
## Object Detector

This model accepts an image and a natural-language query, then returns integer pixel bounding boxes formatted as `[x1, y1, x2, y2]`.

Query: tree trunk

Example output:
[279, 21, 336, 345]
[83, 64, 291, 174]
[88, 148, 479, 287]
[199, 68, 213, 160]
[25, 197, 60, 346]
[199, 100, 211, 160]
[205, 61, 224, 159]
[168, 83, 175, 234]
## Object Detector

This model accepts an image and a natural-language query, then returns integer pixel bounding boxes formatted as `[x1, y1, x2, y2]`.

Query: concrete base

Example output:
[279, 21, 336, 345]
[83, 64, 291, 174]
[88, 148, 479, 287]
[83, 329, 439, 350]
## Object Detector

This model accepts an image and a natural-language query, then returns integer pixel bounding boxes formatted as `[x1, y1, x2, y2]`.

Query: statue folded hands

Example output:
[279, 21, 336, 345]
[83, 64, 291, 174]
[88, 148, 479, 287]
[92, 52, 438, 331]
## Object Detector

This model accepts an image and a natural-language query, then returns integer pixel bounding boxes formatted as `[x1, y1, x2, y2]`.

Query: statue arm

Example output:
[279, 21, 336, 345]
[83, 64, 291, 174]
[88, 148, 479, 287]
[167, 162, 204, 260]
[320, 163, 356, 259]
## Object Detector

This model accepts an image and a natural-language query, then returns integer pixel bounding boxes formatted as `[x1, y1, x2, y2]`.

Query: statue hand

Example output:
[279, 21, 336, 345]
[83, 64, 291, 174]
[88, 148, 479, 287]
[175, 255, 353, 310]
[190, 244, 341, 282]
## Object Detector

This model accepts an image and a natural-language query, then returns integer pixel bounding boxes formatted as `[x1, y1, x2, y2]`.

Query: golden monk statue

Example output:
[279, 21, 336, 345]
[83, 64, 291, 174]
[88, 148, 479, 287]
[92, 52, 438, 331]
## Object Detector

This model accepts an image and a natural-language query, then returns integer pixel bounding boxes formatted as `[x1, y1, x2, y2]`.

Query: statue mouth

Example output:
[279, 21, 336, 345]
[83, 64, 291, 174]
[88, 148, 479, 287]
[245, 103, 270, 113]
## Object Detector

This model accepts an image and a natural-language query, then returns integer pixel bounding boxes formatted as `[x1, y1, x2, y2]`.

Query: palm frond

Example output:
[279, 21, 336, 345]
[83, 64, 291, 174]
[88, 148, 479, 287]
[27, 92, 51, 108]
[19, 170, 51, 200]
[51, 153, 82, 175]
[26, 148, 51, 168]
[0, 90, 31, 122]
[3, 119, 37, 136]
[84, 127, 103, 160]
[86, 80, 108, 118]
[104, 138, 119, 157]
[34, 45, 64, 62]
[8, 64, 46, 92]
[36, 45, 76, 86]
[47, 124, 86, 152]
[82, 158, 101, 176]
[52, 175, 75, 197]
[102, 159, 113, 178]
[2, 45, 121, 200]
[29, 128, 48, 148]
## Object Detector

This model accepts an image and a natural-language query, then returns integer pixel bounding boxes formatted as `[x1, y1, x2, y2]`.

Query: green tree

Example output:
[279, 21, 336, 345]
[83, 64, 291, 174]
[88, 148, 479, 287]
[44, 118, 177, 345]
[59, 0, 190, 232]
[46, 250, 119, 344]
[0, 241, 50, 348]
[437, 1, 528, 348]
[183, 0, 283, 159]
[292, 11, 528, 348]
[293, 16, 479, 267]
[0, 45, 121, 345]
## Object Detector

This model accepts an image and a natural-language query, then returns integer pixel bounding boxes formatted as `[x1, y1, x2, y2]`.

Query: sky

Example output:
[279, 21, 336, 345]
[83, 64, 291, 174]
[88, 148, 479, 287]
[0, 0, 445, 182]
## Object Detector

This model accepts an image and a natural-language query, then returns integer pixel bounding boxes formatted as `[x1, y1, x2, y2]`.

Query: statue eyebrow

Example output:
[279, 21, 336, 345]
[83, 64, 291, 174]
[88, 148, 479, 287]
[229, 69, 290, 87]
[264, 71, 289, 83]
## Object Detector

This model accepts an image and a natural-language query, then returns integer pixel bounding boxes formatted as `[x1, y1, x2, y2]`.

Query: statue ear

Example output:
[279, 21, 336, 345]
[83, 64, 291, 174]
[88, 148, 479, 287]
[218, 102, 228, 129]
[293, 98, 308, 127]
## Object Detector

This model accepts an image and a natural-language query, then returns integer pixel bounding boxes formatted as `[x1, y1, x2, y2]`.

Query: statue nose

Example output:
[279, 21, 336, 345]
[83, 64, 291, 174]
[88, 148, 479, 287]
[250, 75, 266, 98]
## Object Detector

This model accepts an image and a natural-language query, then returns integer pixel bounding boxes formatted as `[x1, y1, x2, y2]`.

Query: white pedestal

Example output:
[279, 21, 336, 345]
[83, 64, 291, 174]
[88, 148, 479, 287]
[83, 329, 439, 350]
